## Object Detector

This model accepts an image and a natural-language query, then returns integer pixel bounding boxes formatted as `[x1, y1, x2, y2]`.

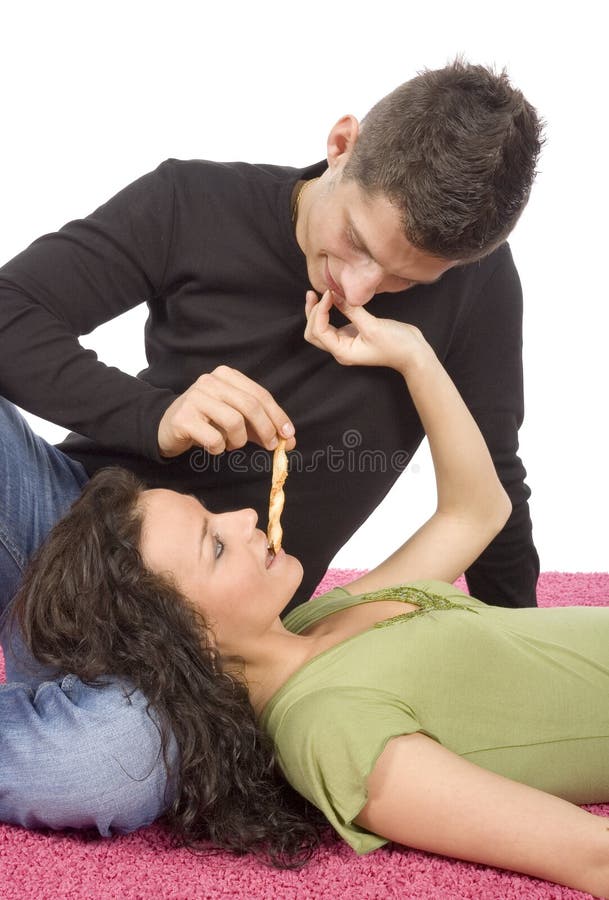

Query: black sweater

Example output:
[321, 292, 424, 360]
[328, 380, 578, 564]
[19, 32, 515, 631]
[0, 158, 539, 612]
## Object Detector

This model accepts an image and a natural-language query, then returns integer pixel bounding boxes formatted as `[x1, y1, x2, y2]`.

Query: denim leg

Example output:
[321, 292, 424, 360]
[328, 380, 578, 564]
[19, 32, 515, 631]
[0, 676, 177, 834]
[0, 395, 90, 683]
[0, 397, 176, 833]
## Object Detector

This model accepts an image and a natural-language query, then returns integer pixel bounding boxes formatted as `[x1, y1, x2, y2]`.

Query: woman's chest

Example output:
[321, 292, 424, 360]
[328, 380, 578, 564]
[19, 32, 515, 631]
[299, 599, 421, 644]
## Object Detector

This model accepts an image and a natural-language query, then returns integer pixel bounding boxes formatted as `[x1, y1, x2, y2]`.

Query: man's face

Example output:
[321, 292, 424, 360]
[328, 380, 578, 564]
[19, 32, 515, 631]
[299, 172, 458, 307]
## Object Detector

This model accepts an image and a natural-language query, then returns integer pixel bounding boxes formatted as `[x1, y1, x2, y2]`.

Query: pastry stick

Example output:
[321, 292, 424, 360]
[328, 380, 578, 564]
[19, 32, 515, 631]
[267, 437, 288, 555]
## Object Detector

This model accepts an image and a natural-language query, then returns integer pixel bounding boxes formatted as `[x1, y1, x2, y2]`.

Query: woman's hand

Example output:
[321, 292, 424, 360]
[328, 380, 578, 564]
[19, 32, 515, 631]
[304, 290, 431, 375]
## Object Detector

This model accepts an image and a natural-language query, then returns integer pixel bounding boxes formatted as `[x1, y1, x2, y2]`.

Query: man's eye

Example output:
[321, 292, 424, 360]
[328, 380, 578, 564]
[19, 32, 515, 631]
[347, 229, 363, 251]
[213, 534, 224, 559]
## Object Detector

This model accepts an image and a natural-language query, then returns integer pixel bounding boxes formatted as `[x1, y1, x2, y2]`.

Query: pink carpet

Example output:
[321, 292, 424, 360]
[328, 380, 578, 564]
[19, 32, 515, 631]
[2, 571, 608, 899]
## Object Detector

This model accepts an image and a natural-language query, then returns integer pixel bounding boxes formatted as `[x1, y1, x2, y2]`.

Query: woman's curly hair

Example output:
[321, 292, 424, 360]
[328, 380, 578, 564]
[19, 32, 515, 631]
[9, 466, 326, 867]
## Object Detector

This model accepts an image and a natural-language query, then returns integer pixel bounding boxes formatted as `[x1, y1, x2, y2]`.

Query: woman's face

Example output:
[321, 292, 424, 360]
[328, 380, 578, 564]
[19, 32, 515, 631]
[137, 489, 303, 648]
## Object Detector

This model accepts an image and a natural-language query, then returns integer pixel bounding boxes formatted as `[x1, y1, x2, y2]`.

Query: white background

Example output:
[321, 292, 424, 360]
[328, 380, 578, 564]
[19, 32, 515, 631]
[1, 1, 607, 572]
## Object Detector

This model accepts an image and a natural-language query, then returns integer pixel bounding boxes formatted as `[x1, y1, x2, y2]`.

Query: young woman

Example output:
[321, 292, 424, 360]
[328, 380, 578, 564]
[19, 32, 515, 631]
[10, 290, 609, 897]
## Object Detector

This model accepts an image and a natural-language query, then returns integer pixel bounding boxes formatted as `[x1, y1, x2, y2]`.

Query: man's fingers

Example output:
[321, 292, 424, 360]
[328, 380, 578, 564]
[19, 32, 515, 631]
[189, 394, 248, 451]
[165, 415, 229, 457]
[201, 367, 295, 449]
[158, 366, 296, 458]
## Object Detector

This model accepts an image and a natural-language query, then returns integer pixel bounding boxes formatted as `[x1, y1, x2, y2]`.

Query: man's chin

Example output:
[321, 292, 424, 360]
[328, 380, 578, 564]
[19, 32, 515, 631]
[304, 258, 326, 297]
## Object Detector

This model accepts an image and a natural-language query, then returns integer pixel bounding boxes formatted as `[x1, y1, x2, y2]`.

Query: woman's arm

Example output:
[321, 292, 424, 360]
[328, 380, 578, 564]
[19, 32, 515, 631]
[303, 291, 512, 594]
[355, 732, 609, 897]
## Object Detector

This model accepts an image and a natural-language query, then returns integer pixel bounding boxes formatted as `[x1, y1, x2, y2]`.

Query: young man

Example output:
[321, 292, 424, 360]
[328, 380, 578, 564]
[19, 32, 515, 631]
[0, 58, 544, 833]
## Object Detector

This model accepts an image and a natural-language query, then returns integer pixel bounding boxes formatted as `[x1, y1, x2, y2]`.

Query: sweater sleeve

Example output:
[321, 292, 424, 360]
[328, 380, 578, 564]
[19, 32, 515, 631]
[444, 242, 540, 608]
[0, 161, 179, 463]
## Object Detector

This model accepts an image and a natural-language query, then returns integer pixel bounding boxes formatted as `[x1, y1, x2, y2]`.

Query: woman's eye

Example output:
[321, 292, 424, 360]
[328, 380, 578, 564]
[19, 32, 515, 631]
[213, 535, 224, 559]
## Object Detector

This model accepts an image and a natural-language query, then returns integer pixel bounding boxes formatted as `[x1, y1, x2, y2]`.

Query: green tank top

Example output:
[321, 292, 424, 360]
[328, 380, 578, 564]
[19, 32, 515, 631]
[261, 579, 609, 853]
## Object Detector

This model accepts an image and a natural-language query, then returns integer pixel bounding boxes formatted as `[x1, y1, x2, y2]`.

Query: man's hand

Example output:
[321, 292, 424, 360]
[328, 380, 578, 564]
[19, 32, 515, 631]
[157, 366, 296, 458]
[304, 289, 430, 375]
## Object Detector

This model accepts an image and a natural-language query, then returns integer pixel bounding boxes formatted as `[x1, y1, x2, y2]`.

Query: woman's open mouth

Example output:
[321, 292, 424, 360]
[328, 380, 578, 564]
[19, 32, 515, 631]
[265, 547, 284, 568]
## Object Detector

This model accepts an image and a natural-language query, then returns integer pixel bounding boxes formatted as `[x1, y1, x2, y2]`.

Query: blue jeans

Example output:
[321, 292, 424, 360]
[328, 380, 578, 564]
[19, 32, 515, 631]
[0, 397, 175, 834]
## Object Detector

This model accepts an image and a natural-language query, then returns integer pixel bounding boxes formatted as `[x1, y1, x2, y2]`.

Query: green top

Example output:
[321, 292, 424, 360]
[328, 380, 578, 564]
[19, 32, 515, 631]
[260, 579, 609, 853]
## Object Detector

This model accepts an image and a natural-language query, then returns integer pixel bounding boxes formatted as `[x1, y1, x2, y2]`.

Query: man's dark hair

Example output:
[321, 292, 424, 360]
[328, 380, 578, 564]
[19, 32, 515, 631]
[343, 55, 546, 261]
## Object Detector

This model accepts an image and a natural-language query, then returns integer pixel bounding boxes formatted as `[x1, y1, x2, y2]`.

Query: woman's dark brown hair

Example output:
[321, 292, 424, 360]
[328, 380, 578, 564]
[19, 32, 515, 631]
[10, 466, 325, 867]
[343, 54, 546, 260]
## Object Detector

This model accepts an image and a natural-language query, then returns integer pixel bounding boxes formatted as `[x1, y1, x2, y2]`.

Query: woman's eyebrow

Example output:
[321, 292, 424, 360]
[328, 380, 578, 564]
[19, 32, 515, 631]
[187, 493, 208, 559]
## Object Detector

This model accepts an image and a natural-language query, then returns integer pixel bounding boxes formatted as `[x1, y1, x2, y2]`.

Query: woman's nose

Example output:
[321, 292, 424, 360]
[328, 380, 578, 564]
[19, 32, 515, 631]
[243, 508, 258, 539]
[218, 507, 258, 541]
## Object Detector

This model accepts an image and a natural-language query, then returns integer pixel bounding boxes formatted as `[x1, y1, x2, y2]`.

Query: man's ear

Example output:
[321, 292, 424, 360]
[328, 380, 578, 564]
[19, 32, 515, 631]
[326, 115, 360, 173]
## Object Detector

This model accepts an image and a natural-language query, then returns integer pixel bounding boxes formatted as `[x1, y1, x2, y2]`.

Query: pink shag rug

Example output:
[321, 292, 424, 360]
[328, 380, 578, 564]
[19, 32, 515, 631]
[1, 570, 608, 900]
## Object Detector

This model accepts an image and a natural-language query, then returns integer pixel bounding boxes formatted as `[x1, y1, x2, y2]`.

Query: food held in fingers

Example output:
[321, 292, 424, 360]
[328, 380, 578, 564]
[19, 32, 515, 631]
[267, 437, 288, 555]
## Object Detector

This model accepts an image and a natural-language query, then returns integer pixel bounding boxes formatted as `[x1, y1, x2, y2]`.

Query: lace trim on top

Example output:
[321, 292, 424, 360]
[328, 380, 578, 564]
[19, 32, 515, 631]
[353, 584, 481, 629]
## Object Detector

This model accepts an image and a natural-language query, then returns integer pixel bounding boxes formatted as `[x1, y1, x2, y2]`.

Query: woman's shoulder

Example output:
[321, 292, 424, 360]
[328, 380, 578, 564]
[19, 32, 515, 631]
[320, 577, 474, 601]
[283, 578, 483, 634]
[281, 585, 353, 633]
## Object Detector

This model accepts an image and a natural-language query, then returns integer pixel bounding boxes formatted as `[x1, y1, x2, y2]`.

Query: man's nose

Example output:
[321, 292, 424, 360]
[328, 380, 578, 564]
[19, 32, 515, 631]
[341, 261, 384, 307]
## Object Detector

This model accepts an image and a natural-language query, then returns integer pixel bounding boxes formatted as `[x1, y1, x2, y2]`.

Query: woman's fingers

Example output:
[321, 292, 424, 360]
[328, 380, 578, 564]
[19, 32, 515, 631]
[304, 290, 338, 341]
[304, 290, 365, 361]
[304, 290, 319, 320]
[303, 287, 427, 372]
[330, 293, 374, 326]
